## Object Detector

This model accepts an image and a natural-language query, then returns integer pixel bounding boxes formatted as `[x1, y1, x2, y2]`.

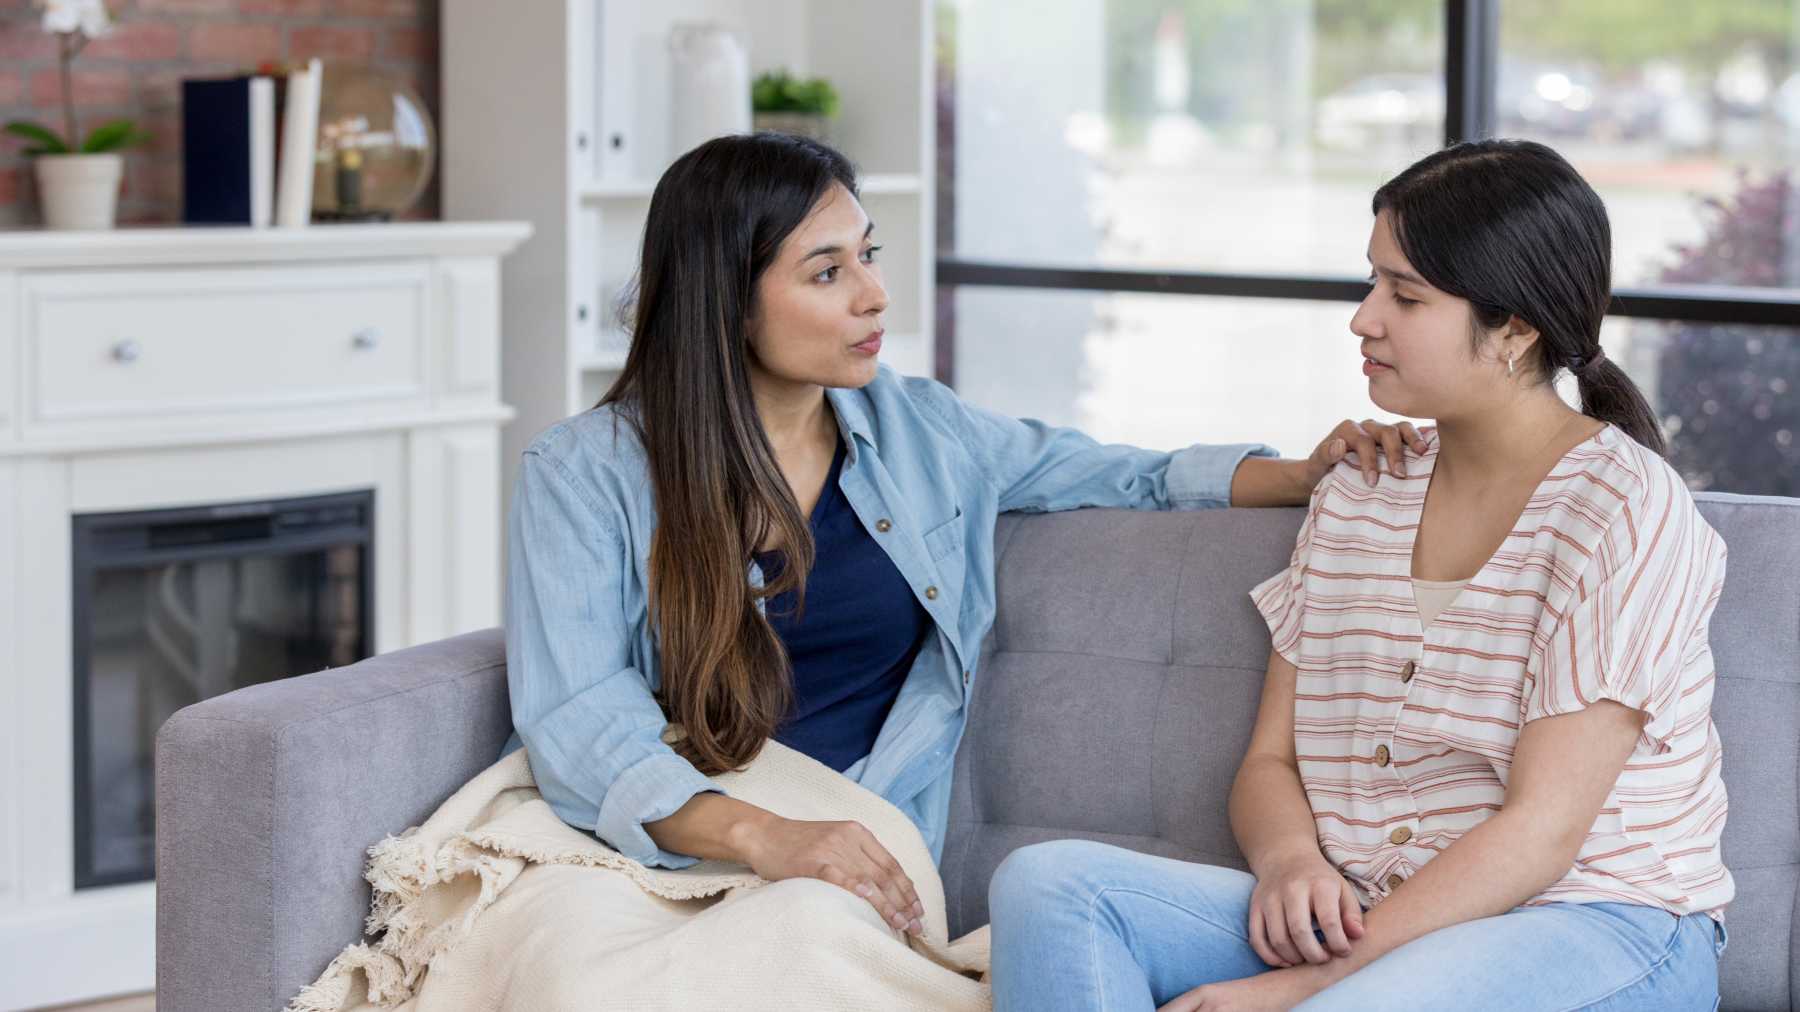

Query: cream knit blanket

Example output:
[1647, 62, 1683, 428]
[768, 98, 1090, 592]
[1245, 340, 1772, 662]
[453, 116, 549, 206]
[286, 741, 992, 1011]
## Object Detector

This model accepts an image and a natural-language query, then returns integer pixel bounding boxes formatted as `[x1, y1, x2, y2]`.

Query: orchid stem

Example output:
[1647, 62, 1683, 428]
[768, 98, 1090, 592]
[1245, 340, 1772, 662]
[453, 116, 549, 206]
[58, 32, 79, 150]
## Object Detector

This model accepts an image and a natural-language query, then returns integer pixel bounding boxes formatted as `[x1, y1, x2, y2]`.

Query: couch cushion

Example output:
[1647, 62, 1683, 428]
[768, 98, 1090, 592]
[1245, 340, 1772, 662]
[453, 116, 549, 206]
[942, 493, 1799, 1011]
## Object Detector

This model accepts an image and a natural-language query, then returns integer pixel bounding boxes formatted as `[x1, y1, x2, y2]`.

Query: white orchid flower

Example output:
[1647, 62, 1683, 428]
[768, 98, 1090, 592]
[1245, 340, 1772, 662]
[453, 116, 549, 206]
[38, 0, 112, 38]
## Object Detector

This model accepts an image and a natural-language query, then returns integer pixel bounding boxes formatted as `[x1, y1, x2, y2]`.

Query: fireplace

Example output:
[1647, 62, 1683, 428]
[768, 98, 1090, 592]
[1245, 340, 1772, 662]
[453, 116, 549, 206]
[70, 490, 375, 889]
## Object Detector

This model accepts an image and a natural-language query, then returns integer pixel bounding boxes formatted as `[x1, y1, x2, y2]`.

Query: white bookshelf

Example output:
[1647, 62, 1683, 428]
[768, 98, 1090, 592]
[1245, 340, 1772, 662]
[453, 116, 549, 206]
[443, 0, 936, 522]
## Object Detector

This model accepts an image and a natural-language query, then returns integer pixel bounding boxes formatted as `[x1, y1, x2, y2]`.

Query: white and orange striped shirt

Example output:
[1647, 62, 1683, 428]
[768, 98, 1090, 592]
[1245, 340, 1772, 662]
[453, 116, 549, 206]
[1251, 423, 1733, 920]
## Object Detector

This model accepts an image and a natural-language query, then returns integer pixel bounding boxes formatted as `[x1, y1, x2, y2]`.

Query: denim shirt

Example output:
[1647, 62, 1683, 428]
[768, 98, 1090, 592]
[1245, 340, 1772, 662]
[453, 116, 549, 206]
[501, 365, 1278, 869]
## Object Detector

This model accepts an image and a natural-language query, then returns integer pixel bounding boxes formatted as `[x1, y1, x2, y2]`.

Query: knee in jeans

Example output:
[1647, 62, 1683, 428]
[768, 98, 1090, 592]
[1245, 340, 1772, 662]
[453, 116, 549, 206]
[989, 838, 1117, 919]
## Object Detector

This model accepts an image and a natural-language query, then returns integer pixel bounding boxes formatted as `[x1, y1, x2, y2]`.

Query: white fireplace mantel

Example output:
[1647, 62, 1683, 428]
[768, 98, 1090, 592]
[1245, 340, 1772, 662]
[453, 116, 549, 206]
[0, 221, 531, 1010]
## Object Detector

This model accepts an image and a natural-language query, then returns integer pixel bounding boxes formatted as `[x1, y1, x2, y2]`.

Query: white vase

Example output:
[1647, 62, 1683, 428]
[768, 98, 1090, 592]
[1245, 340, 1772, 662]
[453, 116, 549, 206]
[34, 152, 123, 230]
[668, 23, 749, 161]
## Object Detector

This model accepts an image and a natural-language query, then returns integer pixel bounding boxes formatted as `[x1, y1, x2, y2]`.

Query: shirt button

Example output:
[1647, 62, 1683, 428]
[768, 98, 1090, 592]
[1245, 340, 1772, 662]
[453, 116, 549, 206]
[1389, 826, 1413, 845]
[1400, 660, 1416, 683]
[962, 670, 971, 686]
[1386, 873, 1404, 890]
[925, 586, 939, 600]
[875, 518, 892, 533]
[1373, 744, 1391, 767]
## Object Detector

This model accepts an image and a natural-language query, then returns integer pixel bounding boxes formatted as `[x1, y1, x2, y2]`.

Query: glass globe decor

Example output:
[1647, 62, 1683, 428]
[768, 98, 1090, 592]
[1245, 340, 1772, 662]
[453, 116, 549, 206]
[310, 64, 436, 222]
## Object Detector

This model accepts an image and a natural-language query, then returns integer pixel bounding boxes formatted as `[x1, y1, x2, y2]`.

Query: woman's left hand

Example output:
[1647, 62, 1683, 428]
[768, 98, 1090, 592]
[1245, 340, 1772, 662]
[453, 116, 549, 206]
[1305, 418, 1427, 490]
[1156, 968, 1323, 1012]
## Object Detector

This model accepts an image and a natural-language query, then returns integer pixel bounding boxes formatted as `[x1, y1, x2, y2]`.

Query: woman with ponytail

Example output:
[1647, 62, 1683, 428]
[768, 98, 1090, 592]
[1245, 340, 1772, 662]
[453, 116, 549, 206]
[501, 131, 1419, 955]
[990, 140, 1732, 1011]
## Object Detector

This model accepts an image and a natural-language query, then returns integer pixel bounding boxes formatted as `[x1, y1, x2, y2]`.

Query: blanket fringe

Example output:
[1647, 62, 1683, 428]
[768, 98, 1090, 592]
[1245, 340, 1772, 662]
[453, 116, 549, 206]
[378, 838, 524, 987]
[460, 826, 764, 900]
[291, 818, 765, 1010]
[283, 943, 410, 1012]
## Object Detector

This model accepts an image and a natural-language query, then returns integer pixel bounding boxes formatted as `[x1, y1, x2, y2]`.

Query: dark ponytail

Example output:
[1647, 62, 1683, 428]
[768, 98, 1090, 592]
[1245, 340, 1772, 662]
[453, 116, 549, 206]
[1373, 139, 1667, 456]
[1572, 353, 1666, 457]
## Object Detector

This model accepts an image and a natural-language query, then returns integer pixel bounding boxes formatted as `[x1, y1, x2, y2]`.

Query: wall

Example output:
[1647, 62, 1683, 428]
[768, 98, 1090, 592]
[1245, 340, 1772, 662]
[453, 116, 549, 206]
[0, 0, 438, 226]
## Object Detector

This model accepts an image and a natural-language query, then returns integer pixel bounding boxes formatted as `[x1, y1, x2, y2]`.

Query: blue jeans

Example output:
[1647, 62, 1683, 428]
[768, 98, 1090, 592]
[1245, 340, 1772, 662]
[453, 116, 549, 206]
[988, 839, 1726, 1011]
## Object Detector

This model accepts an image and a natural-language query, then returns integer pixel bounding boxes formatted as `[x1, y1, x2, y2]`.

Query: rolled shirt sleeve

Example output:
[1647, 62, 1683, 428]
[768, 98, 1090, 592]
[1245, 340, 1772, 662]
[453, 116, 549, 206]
[1522, 491, 1729, 756]
[594, 753, 723, 867]
[1249, 477, 1328, 667]
[1165, 441, 1285, 510]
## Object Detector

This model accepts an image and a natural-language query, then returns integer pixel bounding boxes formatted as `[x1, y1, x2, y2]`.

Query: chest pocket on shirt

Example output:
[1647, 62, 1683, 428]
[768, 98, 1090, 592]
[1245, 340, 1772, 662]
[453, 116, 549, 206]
[922, 508, 964, 561]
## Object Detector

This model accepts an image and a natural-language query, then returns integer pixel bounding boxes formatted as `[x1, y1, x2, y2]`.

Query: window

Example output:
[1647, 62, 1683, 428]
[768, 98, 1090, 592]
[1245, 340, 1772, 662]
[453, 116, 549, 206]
[1601, 319, 1800, 497]
[1498, 1, 1799, 290]
[951, 288, 1376, 456]
[939, 0, 1443, 276]
[936, 0, 1800, 495]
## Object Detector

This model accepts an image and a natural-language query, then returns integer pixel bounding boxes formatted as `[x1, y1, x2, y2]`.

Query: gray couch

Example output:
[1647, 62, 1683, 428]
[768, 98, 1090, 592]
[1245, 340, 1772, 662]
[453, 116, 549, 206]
[156, 496, 1799, 1011]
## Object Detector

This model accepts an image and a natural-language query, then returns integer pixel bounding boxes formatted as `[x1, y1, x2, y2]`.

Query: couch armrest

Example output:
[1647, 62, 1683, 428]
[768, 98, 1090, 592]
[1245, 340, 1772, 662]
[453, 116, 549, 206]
[154, 628, 512, 1012]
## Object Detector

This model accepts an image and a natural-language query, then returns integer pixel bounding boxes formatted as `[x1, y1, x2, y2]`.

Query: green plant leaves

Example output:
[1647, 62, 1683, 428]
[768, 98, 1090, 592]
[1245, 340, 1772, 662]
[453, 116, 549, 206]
[80, 119, 150, 153]
[3, 121, 71, 155]
[752, 70, 840, 117]
[1, 119, 149, 156]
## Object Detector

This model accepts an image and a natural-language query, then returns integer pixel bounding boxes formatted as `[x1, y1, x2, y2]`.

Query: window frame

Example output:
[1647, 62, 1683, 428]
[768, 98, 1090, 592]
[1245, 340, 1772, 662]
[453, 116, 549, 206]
[933, 0, 1800, 384]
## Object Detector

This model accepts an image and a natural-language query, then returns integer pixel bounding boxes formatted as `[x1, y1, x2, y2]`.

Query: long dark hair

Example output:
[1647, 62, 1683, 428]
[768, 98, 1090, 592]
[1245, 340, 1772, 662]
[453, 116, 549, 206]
[601, 133, 859, 774]
[1372, 139, 1667, 456]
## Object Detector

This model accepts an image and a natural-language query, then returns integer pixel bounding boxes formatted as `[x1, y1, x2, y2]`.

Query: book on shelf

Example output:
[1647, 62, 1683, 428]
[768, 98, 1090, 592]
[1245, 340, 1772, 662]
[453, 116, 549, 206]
[274, 58, 322, 228]
[180, 74, 275, 226]
[180, 58, 323, 228]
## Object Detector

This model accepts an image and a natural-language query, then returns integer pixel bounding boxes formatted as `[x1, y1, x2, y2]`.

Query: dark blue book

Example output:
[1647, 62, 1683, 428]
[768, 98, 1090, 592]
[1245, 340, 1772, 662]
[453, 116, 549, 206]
[182, 75, 274, 226]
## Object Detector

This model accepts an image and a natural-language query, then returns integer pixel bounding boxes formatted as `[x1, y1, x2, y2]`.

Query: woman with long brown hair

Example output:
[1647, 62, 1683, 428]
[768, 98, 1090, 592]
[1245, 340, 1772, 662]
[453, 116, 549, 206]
[500, 131, 1420, 945]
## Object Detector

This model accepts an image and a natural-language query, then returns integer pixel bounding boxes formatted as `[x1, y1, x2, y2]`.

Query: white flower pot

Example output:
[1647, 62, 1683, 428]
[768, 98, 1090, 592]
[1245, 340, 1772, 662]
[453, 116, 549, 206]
[753, 112, 832, 144]
[34, 152, 123, 230]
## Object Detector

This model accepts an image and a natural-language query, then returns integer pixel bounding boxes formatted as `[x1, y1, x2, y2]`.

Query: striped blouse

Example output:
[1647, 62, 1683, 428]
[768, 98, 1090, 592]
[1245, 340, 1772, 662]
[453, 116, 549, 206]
[1251, 423, 1733, 919]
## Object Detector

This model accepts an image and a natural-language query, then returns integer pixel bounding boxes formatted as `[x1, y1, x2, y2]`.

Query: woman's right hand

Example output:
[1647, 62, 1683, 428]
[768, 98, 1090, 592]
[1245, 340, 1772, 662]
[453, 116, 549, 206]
[1247, 851, 1364, 967]
[737, 814, 925, 936]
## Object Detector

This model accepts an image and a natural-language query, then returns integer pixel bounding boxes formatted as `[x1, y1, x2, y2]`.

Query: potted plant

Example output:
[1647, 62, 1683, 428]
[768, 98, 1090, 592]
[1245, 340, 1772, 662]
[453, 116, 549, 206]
[3, 1, 149, 230]
[752, 69, 841, 143]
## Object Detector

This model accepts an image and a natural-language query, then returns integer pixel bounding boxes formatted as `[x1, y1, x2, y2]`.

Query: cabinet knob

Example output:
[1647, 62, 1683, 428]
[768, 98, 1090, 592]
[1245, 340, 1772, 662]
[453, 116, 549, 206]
[110, 339, 141, 363]
[575, 131, 590, 151]
[352, 328, 380, 350]
[576, 303, 590, 323]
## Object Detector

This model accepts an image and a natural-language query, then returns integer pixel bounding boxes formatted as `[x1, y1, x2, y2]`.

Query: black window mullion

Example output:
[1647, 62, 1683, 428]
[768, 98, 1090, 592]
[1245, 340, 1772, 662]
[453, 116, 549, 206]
[936, 262, 1370, 303]
[937, 259, 1800, 327]
[1444, 0, 1499, 144]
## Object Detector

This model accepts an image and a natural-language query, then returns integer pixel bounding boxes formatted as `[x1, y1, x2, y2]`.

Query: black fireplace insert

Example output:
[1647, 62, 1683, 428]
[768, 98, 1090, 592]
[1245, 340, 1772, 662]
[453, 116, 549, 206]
[71, 490, 374, 888]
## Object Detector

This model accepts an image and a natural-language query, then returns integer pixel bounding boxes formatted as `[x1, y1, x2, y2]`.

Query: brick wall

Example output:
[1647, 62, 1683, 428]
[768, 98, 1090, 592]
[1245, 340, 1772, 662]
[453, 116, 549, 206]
[0, 0, 438, 227]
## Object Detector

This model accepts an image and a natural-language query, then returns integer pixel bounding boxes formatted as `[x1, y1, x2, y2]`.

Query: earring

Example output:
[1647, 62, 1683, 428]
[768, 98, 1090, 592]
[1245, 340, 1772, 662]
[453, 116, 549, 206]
[1507, 353, 1515, 377]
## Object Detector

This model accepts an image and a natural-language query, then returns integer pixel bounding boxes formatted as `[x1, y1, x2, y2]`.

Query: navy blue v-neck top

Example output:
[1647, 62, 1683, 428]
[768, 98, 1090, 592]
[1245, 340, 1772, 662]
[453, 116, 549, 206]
[753, 437, 931, 772]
